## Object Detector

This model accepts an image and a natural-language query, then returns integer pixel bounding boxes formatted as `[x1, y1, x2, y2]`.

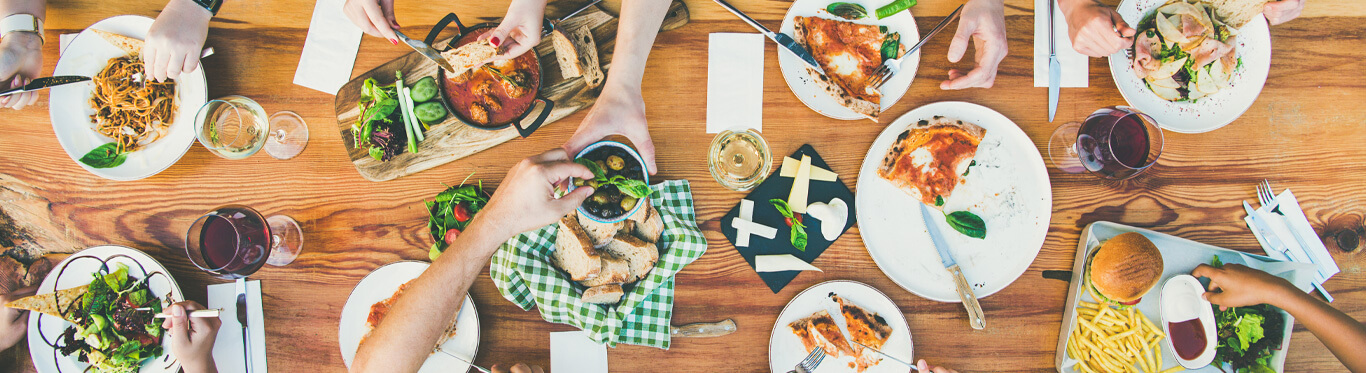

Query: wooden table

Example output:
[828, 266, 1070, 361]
[4, 0, 1365, 371]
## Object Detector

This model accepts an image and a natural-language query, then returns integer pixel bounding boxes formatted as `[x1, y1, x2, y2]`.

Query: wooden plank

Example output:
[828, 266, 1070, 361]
[333, 1, 690, 182]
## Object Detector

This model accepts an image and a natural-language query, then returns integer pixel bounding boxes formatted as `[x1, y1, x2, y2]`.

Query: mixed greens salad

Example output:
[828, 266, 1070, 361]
[58, 264, 165, 373]
[353, 71, 448, 161]
[426, 180, 489, 260]
[1209, 257, 1286, 373]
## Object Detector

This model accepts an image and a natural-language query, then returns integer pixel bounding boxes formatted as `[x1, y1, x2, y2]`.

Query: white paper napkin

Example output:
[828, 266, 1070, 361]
[551, 331, 608, 373]
[706, 33, 765, 133]
[207, 280, 268, 373]
[293, 0, 363, 95]
[1033, 0, 1088, 87]
[1245, 190, 1340, 284]
[59, 33, 78, 54]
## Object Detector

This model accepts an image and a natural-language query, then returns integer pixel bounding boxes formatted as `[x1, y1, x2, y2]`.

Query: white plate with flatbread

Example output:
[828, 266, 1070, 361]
[338, 261, 480, 373]
[778, 0, 921, 121]
[49, 15, 207, 181]
[855, 101, 1052, 302]
[768, 280, 914, 373]
[1107, 0, 1270, 134]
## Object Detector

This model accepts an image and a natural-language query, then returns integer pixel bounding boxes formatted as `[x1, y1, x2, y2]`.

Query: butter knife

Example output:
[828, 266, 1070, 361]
[711, 0, 827, 76]
[670, 319, 737, 337]
[0, 76, 91, 97]
[919, 203, 986, 330]
[235, 278, 252, 373]
[1047, 0, 1061, 122]
[395, 29, 456, 73]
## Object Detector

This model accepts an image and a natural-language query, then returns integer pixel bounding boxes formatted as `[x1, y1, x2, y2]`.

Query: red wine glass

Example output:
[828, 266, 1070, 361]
[1048, 106, 1165, 180]
[184, 205, 304, 278]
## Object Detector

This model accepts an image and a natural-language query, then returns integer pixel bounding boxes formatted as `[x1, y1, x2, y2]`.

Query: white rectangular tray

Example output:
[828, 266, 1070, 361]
[1054, 221, 1316, 373]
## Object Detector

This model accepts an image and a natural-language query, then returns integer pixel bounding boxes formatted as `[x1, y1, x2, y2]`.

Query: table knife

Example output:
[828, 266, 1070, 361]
[822, 298, 912, 367]
[670, 319, 737, 337]
[711, 0, 827, 76]
[920, 203, 986, 330]
[395, 29, 456, 73]
[1244, 201, 1335, 301]
[542, 0, 603, 37]
[235, 278, 252, 373]
[0, 76, 90, 97]
[1047, 0, 1061, 122]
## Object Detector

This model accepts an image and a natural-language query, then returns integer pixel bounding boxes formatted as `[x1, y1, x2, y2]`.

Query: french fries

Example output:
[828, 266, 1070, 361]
[1066, 302, 1185, 373]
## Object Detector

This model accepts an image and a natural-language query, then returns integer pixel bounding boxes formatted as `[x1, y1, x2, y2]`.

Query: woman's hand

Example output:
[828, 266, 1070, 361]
[1192, 263, 1296, 310]
[563, 86, 656, 175]
[144, 0, 212, 82]
[343, 0, 399, 44]
[474, 148, 596, 238]
[0, 32, 43, 110]
[162, 301, 220, 373]
[1061, 0, 1134, 57]
[1264, 0, 1306, 25]
[0, 286, 36, 351]
[942, 0, 1008, 90]
[479, 0, 548, 61]
[916, 359, 960, 373]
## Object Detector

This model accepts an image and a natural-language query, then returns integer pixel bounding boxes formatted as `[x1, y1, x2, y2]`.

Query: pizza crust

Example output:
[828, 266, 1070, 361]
[877, 116, 987, 209]
[793, 16, 882, 122]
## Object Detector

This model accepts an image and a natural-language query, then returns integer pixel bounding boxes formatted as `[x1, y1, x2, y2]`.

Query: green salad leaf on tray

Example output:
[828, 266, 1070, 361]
[57, 264, 165, 373]
[1209, 256, 1286, 373]
[427, 179, 490, 260]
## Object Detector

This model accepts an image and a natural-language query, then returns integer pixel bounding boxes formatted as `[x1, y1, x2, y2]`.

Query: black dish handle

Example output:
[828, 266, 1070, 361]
[425, 13, 468, 49]
[515, 97, 555, 138]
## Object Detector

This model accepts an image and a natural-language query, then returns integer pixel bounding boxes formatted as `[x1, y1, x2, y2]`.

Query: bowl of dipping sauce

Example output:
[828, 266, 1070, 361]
[1160, 274, 1218, 369]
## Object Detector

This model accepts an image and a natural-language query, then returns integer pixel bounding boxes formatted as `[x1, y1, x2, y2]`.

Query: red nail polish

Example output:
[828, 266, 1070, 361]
[490, 37, 500, 47]
[390, 38, 398, 45]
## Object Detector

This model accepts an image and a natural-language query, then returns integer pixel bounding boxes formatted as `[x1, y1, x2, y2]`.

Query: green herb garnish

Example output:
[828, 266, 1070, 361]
[945, 210, 986, 239]
[79, 143, 127, 169]
[574, 159, 654, 199]
[770, 199, 809, 251]
[827, 2, 868, 19]
[880, 32, 901, 61]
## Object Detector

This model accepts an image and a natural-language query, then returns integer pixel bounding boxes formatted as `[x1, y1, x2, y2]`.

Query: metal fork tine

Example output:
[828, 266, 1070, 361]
[1258, 180, 1273, 207]
[800, 347, 824, 370]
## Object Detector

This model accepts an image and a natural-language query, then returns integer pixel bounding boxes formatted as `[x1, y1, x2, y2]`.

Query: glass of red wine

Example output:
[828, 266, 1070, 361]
[1048, 106, 1164, 180]
[184, 205, 304, 278]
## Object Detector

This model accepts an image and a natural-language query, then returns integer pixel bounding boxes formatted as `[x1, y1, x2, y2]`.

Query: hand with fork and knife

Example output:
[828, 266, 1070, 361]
[1057, 0, 1135, 57]
[161, 301, 222, 373]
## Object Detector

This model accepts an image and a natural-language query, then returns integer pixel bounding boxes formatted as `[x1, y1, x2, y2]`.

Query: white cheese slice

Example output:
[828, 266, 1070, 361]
[788, 155, 812, 214]
[754, 254, 821, 272]
[779, 157, 837, 181]
[731, 217, 778, 239]
[736, 199, 756, 247]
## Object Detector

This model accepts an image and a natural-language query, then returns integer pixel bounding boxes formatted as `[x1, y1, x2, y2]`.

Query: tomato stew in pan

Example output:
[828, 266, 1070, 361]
[426, 13, 554, 138]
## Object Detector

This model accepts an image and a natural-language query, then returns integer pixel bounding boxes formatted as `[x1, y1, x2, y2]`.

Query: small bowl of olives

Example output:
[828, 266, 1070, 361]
[568, 141, 651, 224]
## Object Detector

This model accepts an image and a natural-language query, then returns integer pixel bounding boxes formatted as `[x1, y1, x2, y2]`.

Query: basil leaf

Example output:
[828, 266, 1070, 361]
[946, 211, 987, 239]
[79, 143, 127, 169]
[827, 2, 868, 20]
[769, 199, 794, 218]
[881, 32, 901, 61]
[791, 224, 808, 251]
[935, 195, 944, 207]
[615, 179, 654, 199]
[575, 158, 607, 180]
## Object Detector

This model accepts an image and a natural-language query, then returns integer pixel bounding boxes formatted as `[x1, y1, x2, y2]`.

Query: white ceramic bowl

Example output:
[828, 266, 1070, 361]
[1160, 274, 1218, 369]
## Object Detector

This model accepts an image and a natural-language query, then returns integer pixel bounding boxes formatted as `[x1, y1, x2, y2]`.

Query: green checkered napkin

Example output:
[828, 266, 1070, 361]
[489, 180, 706, 349]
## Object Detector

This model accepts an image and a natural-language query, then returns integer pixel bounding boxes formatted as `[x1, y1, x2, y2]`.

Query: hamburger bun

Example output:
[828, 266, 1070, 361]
[1087, 232, 1164, 307]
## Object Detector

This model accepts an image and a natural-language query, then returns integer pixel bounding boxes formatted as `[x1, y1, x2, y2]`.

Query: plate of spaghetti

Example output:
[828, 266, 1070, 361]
[49, 15, 206, 181]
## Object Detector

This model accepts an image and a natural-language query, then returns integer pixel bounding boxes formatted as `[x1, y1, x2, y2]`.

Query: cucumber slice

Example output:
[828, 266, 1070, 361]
[411, 76, 440, 103]
[414, 102, 447, 123]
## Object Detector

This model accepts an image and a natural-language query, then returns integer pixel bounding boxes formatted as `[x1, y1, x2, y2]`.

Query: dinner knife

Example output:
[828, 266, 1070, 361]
[236, 278, 252, 373]
[669, 319, 738, 337]
[0, 76, 91, 97]
[711, 0, 827, 76]
[919, 203, 986, 330]
[541, 0, 603, 37]
[394, 29, 456, 73]
[822, 297, 912, 367]
[1244, 201, 1306, 264]
[1047, 0, 1061, 122]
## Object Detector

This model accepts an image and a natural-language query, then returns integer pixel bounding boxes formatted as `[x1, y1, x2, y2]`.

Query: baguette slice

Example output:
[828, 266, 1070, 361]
[601, 235, 659, 282]
[439, 40, 497, 75]
[5, 285, 88, 322]
[551, 29, 584, 78]
[92, 29, 143, 56]
[630, 205, 665, 243]
[554, 215, 602, 281]
[1210, 0, 1269, 28]
[576, 212, 623, 248]
[579, 255, 631, 287]
[581, 284, 624, 304]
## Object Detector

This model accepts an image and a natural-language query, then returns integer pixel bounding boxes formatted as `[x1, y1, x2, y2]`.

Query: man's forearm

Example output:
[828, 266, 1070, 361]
[1272, 290, 1366, 372]
[350, 218, 511, 373]
[602, 0, 670, 92]
[0, 0, 46, 21]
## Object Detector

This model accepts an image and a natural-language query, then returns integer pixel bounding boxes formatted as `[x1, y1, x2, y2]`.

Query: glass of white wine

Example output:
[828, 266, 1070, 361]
[194, 96, 309, 160]
[708, 128, 771, 191]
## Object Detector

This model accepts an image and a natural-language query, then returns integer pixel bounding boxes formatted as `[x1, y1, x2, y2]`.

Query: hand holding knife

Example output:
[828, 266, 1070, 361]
[0, 76, 91, 97]
[920, 203, 986, 330]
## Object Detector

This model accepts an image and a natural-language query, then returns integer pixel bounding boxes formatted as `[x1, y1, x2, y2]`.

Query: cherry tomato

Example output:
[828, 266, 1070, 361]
[794, 214, 803, 224]
[444, 228, 461, 245]
[784, 217, 794, 227]
[452, 203, 472, 222]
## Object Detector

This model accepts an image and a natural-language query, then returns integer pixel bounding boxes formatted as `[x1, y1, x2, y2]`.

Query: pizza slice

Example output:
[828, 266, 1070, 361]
[829, 293, 893, 350]
[877, 116, 986, 208]
[789, 310, 859, 358]
[792, 16, 903, 122]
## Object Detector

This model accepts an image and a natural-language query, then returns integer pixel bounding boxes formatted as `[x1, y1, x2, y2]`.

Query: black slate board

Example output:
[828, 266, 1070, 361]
[720, 144, 857, 293]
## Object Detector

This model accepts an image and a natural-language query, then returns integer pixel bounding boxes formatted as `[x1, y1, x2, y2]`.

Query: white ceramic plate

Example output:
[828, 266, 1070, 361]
[27, 245, 185, 373]
[1107, 0, 1270, 134]
[856, 101, 1052, 302]
[338, 261, 480, 372]
[778, 0, 920, 120]
[768, 280, 914, 373]
[49, 15, 207, 181]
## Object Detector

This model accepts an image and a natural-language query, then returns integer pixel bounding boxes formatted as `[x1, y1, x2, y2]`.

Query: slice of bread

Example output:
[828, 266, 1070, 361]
[92, 29, 143, 56]
[601, 235, 659, 282]
[1210, 0, 1269, 28]
[554, 215, 601, 281]
[581, 284, 623, 304]
[630, 205, 665, 243]
[440, 40, 497, 75]
[551, 29, 584, 78]
[563, 26, 604, 88]
[575, 212, 623, 248]
[579, 255, 631, 287]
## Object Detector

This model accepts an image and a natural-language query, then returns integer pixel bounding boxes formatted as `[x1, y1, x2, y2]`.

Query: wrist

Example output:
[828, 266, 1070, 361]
[1, 31, 42, 50]
[169, 0, 215, 19]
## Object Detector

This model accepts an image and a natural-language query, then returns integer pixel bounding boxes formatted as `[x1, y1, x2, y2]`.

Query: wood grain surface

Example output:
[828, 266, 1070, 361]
[2, 0, 1365, 372]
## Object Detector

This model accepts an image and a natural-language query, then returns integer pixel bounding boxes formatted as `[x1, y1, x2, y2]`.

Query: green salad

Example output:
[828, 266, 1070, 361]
[1209, 257, 1286, 373]
[426, 180, 490, 260]
[58, 264, 165, 373]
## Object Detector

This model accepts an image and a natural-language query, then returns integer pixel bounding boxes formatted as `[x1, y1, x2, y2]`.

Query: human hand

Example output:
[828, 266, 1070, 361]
[942, 0, 1008, 90]
[1062, 0, 1135, 57]
[491, 363, 544, 373]
[564, 86, 656, 175]
[1192, 263, 1296, 311]
[0, 286, 36, 351]
[915, 359, 959, 373]
[1263, 0, 1305, 25]
[475, 148, 596, 238]
[144, 0, 212, 83]
[0, 32, 43, 110]
[161, 301, 220, 373]
[343, 0, 399, 43]
[479, 0, 547, 61]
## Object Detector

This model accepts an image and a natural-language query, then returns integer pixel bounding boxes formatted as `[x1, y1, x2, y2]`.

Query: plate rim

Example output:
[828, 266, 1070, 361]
[336, 260, 480, 372]
[766, 280, 915, 372]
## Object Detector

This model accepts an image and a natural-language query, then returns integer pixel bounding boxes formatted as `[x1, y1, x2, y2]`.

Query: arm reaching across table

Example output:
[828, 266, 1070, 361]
[941, 0, 1007, 90]
[0, 0, 45, 110]
[351, 148, 595, 373]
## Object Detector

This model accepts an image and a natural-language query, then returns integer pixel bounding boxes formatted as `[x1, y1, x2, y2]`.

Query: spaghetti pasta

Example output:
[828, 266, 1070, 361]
[89, 56, 176, 153]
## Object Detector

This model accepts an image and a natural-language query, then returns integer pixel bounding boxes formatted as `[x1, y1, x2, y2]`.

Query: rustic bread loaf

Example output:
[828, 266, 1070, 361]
[601, 235, 659, 282]
[554, 215, 601, 281]
[630, 205, 665, 243]
[1210, 0, 1269, 28]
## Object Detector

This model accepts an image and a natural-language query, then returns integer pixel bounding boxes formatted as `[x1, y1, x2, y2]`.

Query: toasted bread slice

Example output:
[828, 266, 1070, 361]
[5, 285, 88, 322]
[601, 235, 658, 282]
[1210, 0, 1269, 28]
[630, 205, 665, 243]
[440, 40, 496, 75]
[575, 212, 623, 248]
[579, 255, 631, 287]
[92, 29, 143, 56]
[554, 215, 602, 282]
[581, 284, 624, 304]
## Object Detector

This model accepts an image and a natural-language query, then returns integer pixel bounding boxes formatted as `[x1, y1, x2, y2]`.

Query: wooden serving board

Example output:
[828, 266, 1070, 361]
[333, 1, 691, 182]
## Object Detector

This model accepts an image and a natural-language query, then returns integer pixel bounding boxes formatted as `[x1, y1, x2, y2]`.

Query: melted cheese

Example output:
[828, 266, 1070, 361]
[828, 52, 860, 78]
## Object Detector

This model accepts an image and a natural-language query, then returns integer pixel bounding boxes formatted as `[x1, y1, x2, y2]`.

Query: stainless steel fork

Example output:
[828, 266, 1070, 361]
[788, 347, 826, 373]
[1255, 179, 1335, 301]
[866, 4, 964, 89]
[1256, 179, 1281, 213]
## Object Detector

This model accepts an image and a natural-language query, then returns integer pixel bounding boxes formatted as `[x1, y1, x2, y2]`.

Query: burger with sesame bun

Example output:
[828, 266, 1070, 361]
[1084, 232, 1164, 309]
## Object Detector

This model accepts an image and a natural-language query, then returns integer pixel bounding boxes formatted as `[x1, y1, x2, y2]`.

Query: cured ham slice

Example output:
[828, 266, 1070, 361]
[1132, 32, 1163, 79]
